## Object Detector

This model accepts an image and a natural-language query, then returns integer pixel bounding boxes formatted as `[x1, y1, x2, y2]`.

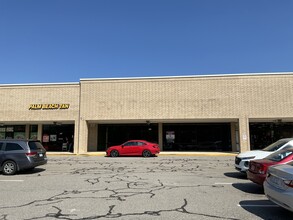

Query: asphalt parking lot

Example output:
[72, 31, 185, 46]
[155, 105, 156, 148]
[0, 155, 292, 220]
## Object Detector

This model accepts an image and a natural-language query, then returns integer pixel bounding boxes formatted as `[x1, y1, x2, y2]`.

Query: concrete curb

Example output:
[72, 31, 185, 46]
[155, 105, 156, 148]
[158, 152, 237, 156]
[46, 152, 238, 157]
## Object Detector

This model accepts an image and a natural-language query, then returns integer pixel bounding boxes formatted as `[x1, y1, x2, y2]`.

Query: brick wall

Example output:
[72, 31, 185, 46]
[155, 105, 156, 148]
[0, 83, 80, 122]
[80, 74, 293, 120]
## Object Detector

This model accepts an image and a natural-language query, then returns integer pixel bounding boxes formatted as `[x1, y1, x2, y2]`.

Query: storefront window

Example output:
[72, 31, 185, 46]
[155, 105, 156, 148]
[0, 125, 26, 139]
[163, 123, 231, 151]
[98, 124, 158, 151]
[30, 125, 38, 140]
[42, 124, 74, 152]
[0, 127, 5, 139]
[250, 122, 293, 150]
[14, 125, 25, 139]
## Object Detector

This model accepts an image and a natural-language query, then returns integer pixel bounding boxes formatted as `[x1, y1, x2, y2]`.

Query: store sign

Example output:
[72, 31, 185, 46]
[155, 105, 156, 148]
[29, 104, 70, 110]
[43, 134, 49, 142]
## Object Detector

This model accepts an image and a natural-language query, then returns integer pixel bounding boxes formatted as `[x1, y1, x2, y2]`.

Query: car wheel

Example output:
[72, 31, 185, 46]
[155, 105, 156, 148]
[110, 150, 119, 157]
[142, 150, 151, 157]
[2, 160, 17, 175]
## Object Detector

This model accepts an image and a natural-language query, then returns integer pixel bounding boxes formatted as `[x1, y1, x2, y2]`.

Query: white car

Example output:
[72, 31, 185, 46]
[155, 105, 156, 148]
[235, 138, 293, 172]
[264, 162, 293, 212]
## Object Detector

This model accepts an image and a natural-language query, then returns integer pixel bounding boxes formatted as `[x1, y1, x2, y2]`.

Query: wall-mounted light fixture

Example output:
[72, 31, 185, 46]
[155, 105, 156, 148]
[146, 120, 152, 131]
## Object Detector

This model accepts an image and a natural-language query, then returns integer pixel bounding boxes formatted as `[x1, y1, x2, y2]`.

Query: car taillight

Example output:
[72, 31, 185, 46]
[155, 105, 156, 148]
[257, 164, 266, 174]
[284, 180, 293, 188]
[26, 152, 37, 157]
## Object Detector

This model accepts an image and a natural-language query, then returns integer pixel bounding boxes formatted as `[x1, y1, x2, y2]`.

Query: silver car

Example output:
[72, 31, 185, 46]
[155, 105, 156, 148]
[0, 139, 47, 175]
[264, 161, 293, 212]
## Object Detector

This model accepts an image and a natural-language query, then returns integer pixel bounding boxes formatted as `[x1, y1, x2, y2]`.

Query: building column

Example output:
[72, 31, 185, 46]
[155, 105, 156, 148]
[78, 119, 88, 154]
[88, 123, 98, 151]
[37, 124, 43, 142]
[73, 119, 79, 154]
[25, 124, 30, 139]
[158, 123, 163, 151]
[230, 122, 239, 152]
[238, 117, 250, 152]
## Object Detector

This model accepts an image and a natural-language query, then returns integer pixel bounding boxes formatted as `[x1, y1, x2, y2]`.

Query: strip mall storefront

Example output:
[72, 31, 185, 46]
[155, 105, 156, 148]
[0, 73, 293, 154]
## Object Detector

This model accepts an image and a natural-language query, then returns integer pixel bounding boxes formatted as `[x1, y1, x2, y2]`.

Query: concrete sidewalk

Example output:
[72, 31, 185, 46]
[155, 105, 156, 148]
[46, 151, 238, 156]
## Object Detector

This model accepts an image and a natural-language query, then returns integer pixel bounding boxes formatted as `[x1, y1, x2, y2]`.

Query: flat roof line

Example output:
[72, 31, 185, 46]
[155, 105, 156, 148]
[80, 72, 293, 81]
[0, 82, 80, 87]
[1, 72, 293, 86]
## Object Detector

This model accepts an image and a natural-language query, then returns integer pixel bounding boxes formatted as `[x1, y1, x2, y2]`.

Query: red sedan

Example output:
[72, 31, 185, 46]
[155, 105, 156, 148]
[247, 148, 293, 185]
[106, 140, 160, 157]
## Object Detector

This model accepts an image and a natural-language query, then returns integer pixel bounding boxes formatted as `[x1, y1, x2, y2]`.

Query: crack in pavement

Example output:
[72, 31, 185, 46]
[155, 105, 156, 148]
[0, 215, 8, 220]
[0, 157, 238, 220]
[0, 180, 224, 210]
[24, 199, 241, 220]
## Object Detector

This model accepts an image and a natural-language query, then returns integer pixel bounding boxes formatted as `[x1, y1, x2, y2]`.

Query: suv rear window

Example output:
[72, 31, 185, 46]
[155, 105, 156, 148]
[28, 141, 43, 150]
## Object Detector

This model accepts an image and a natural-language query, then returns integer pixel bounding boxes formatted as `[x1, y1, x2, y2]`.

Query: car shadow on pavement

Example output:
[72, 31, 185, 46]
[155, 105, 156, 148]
[239, 200, 293, 219]
[224, 172, 247, 179]
[232, 182, 264, 194]
[18, 168, 46, 175]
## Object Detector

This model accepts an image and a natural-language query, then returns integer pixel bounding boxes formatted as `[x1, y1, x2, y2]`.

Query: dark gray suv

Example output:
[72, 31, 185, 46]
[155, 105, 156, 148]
[0, 139, 47, 175]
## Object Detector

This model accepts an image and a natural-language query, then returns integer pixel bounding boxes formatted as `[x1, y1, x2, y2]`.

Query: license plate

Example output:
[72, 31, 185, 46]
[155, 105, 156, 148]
[269, 175, 282, 188]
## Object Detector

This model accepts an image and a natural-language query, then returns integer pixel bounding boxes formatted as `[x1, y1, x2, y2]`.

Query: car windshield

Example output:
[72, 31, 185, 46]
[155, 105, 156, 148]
[266, 150, 293, 162]
[263, 140, 288, 152]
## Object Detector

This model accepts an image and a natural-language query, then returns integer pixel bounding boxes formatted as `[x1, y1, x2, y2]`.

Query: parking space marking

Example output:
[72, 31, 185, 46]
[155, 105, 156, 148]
[0, 180, 24, 182]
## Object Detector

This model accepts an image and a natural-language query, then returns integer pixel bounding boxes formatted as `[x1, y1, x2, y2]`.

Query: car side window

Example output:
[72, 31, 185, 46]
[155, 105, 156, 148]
[5, 143, 24, 151]
[137, 142, 145, 146]
[0, 142, 3, 151]
[124, 142, 134, 146]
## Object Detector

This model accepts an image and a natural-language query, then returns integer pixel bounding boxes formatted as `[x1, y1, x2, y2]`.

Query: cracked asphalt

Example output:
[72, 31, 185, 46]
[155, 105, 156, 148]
[0, 156, 292, 220]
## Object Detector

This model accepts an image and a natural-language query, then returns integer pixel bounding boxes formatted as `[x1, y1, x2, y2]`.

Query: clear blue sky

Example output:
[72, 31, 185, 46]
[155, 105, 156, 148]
[1, 0, 293, 84]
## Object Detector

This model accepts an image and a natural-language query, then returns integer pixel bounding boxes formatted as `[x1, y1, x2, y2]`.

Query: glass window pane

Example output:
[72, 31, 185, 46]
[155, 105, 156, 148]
[5, 143, 23, 151]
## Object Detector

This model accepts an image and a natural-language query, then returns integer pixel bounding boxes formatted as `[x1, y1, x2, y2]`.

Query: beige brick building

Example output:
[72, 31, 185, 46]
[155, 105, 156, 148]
[1, 72, 293, 153]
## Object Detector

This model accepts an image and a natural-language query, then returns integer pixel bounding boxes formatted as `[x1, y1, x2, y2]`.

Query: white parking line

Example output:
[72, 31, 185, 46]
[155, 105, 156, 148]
[0, 180, 24, 182]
